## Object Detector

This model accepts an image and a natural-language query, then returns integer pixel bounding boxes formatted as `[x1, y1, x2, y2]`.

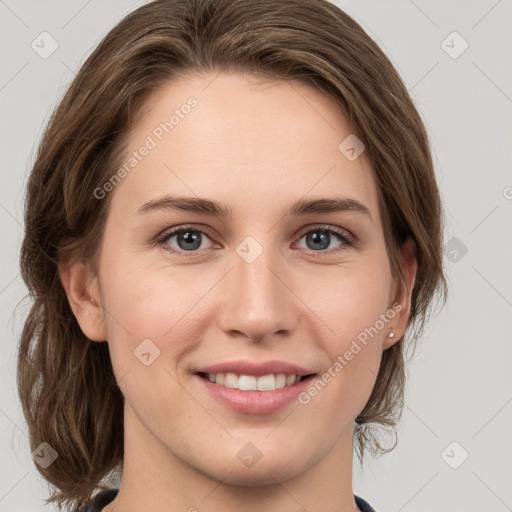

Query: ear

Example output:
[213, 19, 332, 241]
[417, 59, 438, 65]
[59, 258, 107, 342]
[383, 237, 417, 350]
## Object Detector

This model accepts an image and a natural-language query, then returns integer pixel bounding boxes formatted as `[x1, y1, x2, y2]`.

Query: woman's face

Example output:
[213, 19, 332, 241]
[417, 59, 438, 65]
[69, 72, 415, 486]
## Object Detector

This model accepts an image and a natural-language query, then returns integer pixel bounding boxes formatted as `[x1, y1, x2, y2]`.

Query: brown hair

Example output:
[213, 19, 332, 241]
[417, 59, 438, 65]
[18, 0, 447, 509]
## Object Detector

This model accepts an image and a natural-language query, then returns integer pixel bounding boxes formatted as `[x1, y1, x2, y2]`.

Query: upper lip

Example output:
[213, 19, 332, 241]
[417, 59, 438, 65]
[197, 359, 316, 377]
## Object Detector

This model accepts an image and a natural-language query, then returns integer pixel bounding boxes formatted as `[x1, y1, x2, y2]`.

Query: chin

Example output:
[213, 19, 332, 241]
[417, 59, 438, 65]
[205, 460, 307, 487]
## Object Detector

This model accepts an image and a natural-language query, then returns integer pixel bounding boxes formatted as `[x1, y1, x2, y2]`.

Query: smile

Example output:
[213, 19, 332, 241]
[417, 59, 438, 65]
[198, 372, 307, 391]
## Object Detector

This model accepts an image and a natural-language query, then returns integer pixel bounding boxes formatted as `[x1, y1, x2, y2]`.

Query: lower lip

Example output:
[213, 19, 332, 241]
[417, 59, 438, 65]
[196, 375, 315, 415]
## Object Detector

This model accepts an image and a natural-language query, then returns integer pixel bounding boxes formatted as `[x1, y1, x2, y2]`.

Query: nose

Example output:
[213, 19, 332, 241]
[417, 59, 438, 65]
[216, 243, 298, 344]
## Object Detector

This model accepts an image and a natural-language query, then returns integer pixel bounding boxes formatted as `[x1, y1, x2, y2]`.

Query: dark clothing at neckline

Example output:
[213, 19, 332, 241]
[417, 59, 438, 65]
[77, 488, 378, 512]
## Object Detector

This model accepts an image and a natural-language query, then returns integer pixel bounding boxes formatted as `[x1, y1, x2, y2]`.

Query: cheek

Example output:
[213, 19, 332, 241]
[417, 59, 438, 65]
[304, 258, 393, 406]
[99, 261, 202, 429]
[98, 254, 216, 368]
[315, 259, 393, 348]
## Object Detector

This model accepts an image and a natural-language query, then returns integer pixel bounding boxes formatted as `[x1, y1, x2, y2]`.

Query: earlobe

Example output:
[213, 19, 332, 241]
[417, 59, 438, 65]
[58, 259, 107, 342]
[384, 237, 417, 350]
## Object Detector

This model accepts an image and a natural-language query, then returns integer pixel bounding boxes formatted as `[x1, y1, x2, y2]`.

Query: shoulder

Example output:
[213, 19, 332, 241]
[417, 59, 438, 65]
[73, 489, 119, 512]
[355, 494, 378, 512]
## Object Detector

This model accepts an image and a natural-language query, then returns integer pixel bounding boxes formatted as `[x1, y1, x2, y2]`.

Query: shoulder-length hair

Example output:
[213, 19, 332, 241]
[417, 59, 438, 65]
[18, 0, 447, 509]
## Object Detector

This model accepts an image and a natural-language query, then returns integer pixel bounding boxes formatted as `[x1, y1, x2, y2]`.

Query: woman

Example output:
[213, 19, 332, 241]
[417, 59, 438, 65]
[17, 1, 447, 511]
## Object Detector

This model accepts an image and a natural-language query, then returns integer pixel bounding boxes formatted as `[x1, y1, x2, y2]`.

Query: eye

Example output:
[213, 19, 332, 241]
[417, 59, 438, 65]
[156, 223, 355, 257]
[295, 225, 354, 252]
[157, 225, 215, 256]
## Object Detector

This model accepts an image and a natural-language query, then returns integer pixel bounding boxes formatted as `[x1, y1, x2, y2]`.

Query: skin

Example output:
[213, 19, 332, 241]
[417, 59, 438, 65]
[60, 72, 416, 512]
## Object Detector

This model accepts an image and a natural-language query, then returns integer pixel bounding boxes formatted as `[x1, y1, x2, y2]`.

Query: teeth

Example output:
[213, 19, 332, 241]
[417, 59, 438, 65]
[225, 372, 238, 388]
[238, 375, 257, 391]
[286, 374, 296, 386]
[257, 374, 275, 391]
[205, 372, 301, 391]
[275, 374, 286, 389]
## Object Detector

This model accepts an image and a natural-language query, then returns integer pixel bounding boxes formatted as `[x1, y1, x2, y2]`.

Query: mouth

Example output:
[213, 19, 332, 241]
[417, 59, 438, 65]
[197, 371, 316, 391]
[194, 359, 318, 414]
[193, 361, 318, 414]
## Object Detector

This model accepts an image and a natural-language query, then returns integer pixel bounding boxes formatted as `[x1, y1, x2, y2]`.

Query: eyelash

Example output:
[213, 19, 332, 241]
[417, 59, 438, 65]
[155, 224, 355, 258]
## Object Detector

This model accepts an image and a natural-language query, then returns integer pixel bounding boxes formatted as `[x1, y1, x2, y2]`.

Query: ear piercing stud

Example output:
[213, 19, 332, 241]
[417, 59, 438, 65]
[387, 331, 396, 338]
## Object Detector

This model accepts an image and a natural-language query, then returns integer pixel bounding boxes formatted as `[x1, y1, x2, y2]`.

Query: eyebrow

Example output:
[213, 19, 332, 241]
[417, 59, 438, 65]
[137, 195, 372, 221]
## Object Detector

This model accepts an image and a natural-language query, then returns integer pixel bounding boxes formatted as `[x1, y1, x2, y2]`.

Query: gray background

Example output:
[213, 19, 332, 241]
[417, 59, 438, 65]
[1, 1, 511, 511]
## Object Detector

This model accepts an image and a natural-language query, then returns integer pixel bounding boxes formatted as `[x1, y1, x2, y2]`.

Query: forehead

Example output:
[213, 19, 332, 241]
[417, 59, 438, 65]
[111, 72, 381, 223]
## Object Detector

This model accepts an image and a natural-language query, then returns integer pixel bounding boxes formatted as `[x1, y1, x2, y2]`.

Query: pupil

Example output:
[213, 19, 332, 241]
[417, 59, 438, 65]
[308, 231, 329, 250]
[179, 231, 201, 250]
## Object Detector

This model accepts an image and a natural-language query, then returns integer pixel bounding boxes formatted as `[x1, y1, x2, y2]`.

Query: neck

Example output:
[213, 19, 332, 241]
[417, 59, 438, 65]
[105, 405, 360, 512]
